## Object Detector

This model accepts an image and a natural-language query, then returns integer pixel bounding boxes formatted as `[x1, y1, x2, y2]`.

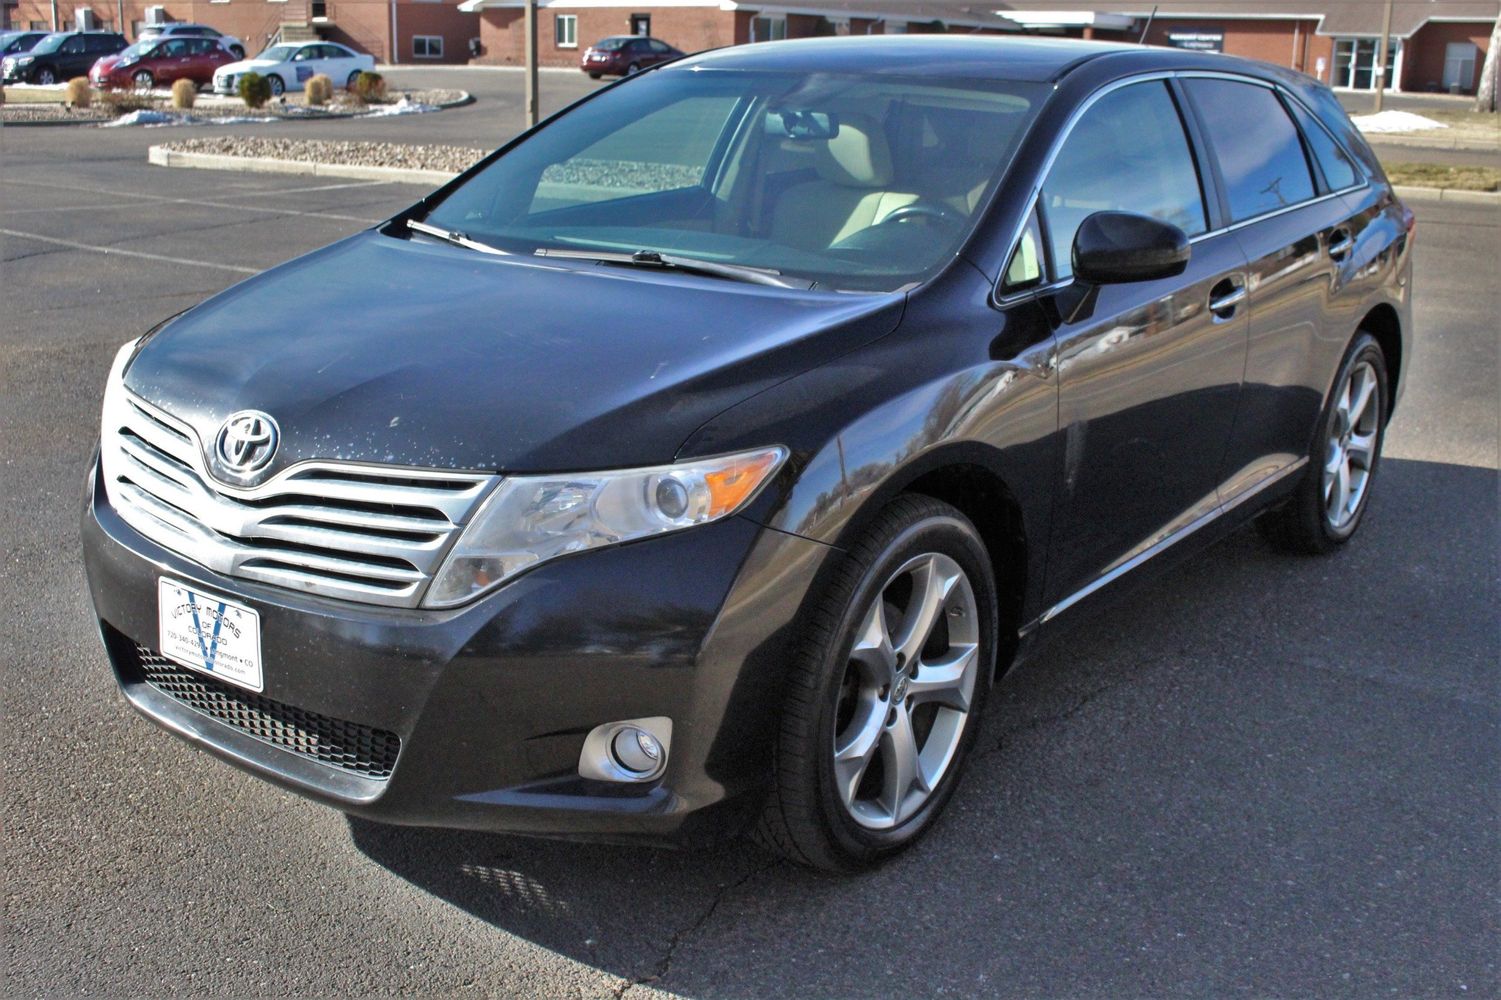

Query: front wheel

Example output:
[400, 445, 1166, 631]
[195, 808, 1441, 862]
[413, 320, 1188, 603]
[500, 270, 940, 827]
[346, 70, 361, 90]
[1260, 332, 1389, 554]
[754, 495, 996, 871]
[36, 66, 56, 85]
[230, 45, 245, 59]
[267, 73, 285, 96]
[132, 69, 154, 90]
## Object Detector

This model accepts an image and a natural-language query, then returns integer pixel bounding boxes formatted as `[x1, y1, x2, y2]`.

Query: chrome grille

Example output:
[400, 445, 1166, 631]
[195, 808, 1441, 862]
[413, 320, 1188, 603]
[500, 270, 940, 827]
[101, 383, 497, 608]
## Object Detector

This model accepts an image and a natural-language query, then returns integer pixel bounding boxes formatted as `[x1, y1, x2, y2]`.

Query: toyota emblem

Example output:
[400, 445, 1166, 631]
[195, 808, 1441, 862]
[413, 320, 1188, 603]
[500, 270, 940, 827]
[214, 410, 279, 475]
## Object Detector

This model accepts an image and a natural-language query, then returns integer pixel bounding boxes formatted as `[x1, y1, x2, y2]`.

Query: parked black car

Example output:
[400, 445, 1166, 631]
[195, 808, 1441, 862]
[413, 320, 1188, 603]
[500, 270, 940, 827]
[0, 29, 50, 60]
[83, 36, 1413, 872]
[1, 30, 126, 84]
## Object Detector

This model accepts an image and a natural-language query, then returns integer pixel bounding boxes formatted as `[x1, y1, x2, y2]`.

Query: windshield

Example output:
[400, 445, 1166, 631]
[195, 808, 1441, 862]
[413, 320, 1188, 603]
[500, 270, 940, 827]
[257, 44, 298, 62]
[118, 40, 155, 59]
[30, 33, 68, 54]
[421, 68, 1043, 292]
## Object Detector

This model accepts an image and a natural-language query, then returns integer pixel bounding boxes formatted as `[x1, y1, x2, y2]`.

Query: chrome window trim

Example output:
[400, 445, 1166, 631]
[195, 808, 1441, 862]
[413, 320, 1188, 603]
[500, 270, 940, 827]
[990, 68, 1372, 309]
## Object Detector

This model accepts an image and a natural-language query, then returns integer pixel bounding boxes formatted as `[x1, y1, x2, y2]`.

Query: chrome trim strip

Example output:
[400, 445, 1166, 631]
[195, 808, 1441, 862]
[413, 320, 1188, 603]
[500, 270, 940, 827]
[1026, 457, 1308, 632]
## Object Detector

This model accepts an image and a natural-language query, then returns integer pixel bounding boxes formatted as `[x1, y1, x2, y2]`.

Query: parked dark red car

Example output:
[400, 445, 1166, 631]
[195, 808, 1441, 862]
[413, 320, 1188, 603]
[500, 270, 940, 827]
[581, 35, 682, 78]
[90, 36, 234, 90]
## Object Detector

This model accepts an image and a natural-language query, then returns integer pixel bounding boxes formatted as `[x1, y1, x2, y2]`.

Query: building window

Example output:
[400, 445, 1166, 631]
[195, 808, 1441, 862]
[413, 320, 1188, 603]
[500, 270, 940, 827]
[1443, 41, 1478, 92]
[629, 13, 649, 36]
[554, 14, 577, 48]
[751, 16, 786, 42]
[1331, 37, 1399, 91]
[413, 34, 443, 58]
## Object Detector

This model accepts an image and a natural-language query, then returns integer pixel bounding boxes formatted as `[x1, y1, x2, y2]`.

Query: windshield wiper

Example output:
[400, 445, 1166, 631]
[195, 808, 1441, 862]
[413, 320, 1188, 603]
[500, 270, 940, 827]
[406, 219, 508, 256]
[534, 248, 812, 289]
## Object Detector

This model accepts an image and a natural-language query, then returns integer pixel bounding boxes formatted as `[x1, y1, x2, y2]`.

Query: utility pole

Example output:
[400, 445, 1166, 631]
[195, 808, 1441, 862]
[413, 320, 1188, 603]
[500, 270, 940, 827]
[524, 0, 539, 128]
[1373, 0, 1395, 113]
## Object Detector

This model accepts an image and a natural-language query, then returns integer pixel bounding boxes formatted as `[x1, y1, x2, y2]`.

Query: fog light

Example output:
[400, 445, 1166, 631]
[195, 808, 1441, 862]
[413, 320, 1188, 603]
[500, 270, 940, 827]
[579, 717, 672, 783]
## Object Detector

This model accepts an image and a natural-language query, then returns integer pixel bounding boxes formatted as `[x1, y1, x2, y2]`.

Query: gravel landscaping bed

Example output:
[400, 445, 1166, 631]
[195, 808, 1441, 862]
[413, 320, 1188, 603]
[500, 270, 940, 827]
[159, 137, 489, 173]
[1, 88, 466, 126]
[2, 105, 115, 124]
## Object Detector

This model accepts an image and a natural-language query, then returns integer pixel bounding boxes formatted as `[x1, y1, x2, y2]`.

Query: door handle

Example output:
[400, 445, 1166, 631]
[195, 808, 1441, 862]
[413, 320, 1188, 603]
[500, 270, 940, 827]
[1328, 228, 1354, 260]
[1208, 277, 1246, 320]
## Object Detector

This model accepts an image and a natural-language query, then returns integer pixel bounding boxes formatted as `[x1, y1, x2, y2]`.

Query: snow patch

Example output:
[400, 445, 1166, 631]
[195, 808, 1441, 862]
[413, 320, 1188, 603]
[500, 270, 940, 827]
[359, 97, 440, 118]
[1350, 110, 1448, 134]
[100, 109, 277, 127]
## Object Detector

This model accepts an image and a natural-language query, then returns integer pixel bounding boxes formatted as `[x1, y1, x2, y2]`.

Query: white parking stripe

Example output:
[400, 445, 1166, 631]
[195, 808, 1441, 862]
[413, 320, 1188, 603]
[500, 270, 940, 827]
[1, 178, 385, 224]
[212, 180, 396, 197]
[1, 229, 260, 274]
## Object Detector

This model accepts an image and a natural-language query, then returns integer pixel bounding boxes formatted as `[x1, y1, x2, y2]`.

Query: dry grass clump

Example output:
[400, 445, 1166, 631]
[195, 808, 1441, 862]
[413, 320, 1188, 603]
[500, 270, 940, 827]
[170, 78, 197, 109]
[303, 73, 333, 106]
[65, 77, 93, 108]
[0, 86, 7, 107]
[351, 71, 386, 103]
[98, 89, 155, 116]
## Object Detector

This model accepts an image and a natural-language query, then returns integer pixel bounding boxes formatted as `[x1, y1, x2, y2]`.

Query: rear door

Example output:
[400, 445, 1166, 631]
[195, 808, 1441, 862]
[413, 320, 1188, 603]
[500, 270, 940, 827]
[1179, 76, 1363, 504]
[1039, 77, 1250, 607]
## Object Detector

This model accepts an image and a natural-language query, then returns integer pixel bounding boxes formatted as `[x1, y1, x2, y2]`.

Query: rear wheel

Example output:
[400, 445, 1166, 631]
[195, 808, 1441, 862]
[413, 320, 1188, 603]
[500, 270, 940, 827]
[754, 495, 996, 871]
[1260, 332, 1389, 554]
[132, 69, 154, 90]
[267, 73, 285, 96]
[230, 44, 245, 59]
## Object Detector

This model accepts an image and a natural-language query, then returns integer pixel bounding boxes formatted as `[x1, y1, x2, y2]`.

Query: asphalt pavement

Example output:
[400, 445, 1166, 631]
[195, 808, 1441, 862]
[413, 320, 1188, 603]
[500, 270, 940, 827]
[2, 73, 1498, 998]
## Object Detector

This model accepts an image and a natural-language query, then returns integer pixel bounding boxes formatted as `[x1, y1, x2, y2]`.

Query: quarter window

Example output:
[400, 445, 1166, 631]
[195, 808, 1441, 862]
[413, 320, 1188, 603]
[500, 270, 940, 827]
[554, 14, 576, 48]
[1041, 81, 1207, 281]
[1184, 79, 1316, 222]
[1286, 99, 1359, 192]
[1001, 208, 1045, 295]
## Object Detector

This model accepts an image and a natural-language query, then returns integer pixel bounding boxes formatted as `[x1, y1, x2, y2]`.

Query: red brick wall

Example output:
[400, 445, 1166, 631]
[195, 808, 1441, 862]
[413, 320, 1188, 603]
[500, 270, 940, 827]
[5, 0, 474, 63]
[1401, 20, 1492, 93]
[1143, 18, 1327, 74]
[475, 6, 736, 67]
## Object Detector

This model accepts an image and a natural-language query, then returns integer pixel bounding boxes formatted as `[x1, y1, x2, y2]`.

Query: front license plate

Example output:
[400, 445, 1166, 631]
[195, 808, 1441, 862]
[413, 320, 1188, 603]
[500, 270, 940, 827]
[158, 578, 263, 692]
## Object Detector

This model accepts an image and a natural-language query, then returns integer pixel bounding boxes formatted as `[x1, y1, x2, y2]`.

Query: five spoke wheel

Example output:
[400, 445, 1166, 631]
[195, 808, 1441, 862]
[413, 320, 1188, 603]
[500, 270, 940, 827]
[1323, 359, 1380, 530]
[833, 552, 979, 830]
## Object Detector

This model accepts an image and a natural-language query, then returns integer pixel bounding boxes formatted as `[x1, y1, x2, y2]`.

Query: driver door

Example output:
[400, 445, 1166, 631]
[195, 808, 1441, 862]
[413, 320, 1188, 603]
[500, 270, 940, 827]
[1039, 79, 1250, 608]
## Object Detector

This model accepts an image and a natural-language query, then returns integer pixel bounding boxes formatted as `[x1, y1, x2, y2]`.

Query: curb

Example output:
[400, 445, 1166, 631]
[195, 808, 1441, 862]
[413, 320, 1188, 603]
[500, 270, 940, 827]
[1365, 132, 1500, 153]
[1391, 184, 1501, 204]
[148, 145, 459, 185]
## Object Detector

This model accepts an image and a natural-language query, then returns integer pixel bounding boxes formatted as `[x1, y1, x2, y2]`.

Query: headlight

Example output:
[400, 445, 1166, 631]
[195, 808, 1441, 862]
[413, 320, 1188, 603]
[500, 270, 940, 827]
[18, 55, 34, 64]
[424, 447, 787, 608]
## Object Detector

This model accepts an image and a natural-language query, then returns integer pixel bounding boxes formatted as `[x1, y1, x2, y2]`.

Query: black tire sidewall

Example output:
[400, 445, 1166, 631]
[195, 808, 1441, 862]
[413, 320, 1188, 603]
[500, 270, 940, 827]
[812, 510, 996, 861]
[268, 74, 284, 96]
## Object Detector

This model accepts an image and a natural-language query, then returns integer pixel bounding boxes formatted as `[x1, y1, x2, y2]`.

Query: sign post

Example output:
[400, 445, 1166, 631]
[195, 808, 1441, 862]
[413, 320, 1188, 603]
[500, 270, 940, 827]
[524, 0, 539, 128]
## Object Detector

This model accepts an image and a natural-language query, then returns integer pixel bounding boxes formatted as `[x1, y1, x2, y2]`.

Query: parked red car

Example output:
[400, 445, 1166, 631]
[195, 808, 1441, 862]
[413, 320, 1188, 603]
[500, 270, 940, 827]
[90, 36, 233, 90]
[581, 36, 682, 78]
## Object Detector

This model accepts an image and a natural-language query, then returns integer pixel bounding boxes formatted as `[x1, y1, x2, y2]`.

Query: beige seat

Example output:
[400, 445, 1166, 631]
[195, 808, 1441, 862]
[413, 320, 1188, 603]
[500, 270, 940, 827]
[769, 114, 919, 251]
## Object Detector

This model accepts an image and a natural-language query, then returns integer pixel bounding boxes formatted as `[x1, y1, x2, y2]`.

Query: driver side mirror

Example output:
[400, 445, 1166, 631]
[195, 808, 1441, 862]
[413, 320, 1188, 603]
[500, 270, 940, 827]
[1072, 211, 1190, 285]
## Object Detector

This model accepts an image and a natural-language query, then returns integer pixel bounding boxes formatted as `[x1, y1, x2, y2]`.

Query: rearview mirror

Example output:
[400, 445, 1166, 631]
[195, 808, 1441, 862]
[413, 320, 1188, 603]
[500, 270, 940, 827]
[775, 110, 839, 141]
[1072, 211, 1190, 285]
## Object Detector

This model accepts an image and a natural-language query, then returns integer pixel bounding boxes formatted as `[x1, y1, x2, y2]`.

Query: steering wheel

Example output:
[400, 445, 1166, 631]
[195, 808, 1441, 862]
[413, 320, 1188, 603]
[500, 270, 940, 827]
[876, 201, 963, 230]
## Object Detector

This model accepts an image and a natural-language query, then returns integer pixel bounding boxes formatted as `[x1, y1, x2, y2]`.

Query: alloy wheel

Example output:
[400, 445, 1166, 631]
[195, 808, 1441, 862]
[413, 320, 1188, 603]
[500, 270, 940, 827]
[1323, 359, 1380, 529]
[38, 67, 55, 85]
[832, 552, 980, 830]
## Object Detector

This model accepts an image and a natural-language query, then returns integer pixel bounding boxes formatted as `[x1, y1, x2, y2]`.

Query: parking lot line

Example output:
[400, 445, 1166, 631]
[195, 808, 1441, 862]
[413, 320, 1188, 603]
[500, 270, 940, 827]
[1, 228, 260, 274]
[1, 178, 389, 225]
[210, 180, 399, 197]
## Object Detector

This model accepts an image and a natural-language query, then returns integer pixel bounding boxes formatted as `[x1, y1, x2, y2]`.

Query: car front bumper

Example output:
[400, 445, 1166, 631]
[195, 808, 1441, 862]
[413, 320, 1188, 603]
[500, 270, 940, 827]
[82, 457, 837, 846]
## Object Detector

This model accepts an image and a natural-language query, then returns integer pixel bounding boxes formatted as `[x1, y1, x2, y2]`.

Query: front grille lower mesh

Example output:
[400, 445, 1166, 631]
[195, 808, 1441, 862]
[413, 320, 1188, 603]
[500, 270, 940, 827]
[133, 644, 400, 779]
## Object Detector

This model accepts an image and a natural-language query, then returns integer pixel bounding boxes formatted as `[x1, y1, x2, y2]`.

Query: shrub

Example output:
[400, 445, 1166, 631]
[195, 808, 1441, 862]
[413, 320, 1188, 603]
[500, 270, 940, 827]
[303, 73, 333, 106]
[351, 71, 386, 103]
[238, 71, 271, 109]
[65, 77, 92, 108]
[170, 78, 197, 109]
[98, 90, 155, 116]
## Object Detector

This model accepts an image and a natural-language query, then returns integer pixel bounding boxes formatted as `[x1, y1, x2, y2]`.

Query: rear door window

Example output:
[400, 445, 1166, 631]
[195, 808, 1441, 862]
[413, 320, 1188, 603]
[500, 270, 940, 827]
[1183, 78, 1317, 222]
[1041, 80, 1208, 281]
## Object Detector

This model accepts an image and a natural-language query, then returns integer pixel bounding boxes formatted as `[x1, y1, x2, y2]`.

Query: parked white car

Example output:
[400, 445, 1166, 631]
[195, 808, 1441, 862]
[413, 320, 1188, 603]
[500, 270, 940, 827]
[213, 41, 374, 97]
[138, 22, 246, 60]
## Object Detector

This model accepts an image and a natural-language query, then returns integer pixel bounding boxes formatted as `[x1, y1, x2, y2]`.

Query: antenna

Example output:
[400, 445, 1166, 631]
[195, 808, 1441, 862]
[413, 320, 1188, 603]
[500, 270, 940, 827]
[1138, 4, 1158, 44]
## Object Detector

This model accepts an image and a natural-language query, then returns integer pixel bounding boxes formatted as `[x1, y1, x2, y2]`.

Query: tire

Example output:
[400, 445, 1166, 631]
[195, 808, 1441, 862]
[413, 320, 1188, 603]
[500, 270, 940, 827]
[230, 45, 245, 59]
[626, 62, 640, 75]
[1260, 332, 1389, 555]
[267, 73, 284, 96]
[754, 494, 997, 872]
[346, 71, 361, 90]
[36, 66, 56, 85]
[132, 69, 154, 90]
[588, 72, 601, 80]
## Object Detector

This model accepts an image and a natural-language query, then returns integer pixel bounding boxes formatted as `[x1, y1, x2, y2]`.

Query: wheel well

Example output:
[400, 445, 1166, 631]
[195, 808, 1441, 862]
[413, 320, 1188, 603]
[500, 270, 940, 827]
[902, 465, 1026, 678]
[1360, 304, 1402, 415]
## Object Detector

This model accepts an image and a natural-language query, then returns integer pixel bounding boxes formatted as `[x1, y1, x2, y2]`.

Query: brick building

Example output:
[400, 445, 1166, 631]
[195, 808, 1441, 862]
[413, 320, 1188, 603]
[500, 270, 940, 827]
[460, 0, 1496, 96]
[2, 0, 479, 65]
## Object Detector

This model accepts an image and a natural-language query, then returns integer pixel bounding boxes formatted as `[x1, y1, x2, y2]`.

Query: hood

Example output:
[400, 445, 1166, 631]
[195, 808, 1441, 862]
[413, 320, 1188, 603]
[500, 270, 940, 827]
[123, 228, 904, 475]
[218, 57, 277, 74]
[92, 54, 121, 73]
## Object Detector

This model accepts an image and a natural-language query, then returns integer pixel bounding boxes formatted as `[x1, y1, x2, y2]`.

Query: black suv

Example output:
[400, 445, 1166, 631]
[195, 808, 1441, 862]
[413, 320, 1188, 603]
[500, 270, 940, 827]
[1, 30, 126, 84]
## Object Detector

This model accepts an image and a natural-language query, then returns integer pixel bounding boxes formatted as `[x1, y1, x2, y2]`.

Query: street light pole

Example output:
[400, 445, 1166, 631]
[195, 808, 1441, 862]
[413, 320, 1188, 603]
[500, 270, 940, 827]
[1373, 0, 1395, 113]
[524, 0, 539, 128]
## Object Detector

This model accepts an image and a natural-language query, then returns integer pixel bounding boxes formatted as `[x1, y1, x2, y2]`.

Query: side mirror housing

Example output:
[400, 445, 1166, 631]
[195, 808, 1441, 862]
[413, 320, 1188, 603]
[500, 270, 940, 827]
[1072, 211, 1190, 285]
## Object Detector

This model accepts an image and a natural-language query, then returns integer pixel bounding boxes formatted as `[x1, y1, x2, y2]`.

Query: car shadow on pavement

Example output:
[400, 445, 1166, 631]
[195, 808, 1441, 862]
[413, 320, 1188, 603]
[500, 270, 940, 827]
[349, 458, 1499, 998]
